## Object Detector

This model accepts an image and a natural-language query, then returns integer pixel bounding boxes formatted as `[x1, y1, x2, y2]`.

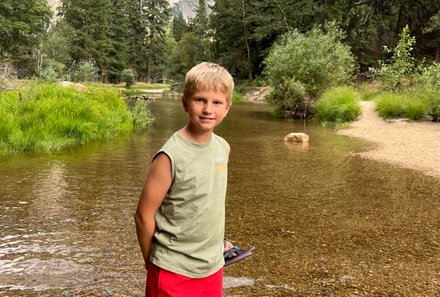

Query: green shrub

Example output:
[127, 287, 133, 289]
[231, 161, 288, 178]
[375, 93, 406, 118]
[39, 65, 60, 83]
[315, 86, 361, 123]
[403, 99, 426, 120]
[371, 26, 417, 91]
[0, 83, 138, 154]
[121, 69, 136, 88]
[263, 23, 355, 115]
[132, 99, 155, 129]
[232, 91, 244, 103]
[375, 90, 434, 120]
[69, 60, 100, 82]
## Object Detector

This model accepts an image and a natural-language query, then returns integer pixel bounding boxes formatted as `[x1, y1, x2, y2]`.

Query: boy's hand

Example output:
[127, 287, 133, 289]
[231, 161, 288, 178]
[224, 241, 237, 256]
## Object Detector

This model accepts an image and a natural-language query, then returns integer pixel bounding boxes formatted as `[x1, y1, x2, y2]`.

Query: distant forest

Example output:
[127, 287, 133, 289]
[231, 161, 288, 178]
[1, 0, 439, 83]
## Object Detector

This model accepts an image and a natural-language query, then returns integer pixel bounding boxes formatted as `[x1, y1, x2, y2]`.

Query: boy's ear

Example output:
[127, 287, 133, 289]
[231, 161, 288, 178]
[181, 96, 189, 112]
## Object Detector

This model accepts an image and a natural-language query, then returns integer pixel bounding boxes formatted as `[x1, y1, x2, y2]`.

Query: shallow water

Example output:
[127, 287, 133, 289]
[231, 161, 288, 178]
[1, 99, 439, 296]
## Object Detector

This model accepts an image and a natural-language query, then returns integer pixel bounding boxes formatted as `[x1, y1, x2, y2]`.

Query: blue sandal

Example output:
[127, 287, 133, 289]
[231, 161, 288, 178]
[224, 245, 255, 267]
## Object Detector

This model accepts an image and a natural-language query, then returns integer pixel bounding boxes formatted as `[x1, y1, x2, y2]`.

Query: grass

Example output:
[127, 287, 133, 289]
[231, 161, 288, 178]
[0, 82, 154, 155]
[375, 88, 438, 120]
[314, 86, 362, 123]
[232, 91, 244, 103]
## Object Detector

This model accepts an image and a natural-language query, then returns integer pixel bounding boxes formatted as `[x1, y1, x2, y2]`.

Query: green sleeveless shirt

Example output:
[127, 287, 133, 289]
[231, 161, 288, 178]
[149, 132, 229, 278]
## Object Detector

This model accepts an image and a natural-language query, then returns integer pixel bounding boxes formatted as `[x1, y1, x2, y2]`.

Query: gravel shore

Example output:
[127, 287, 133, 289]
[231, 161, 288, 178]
[337, 101, 440, 178]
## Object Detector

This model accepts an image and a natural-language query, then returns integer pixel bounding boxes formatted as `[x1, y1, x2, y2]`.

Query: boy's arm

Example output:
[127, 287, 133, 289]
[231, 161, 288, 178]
[134, 153, 172, 269]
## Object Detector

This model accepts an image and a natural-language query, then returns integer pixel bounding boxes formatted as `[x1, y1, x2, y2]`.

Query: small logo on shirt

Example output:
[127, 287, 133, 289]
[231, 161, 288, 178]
[214, 157, 226, 172]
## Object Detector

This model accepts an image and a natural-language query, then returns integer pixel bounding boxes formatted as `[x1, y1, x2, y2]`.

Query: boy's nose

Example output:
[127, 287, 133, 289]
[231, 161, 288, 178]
[203, 103, 213, 113]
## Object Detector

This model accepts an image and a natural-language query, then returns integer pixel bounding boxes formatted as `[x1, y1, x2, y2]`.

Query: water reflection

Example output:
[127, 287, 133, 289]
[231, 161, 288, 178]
[0, 99, 439, 296]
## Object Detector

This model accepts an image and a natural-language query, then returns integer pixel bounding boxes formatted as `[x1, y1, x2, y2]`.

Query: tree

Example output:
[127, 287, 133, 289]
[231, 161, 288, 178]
[211, 0, 255, 80]
[190, 0, 213, 63]
[60, 0, 114, 81]
[126, 0, 170, 82]
[167, 31, 204, 81]
[41, 19, 73, 76]
[0, 0, 52, 78]
[263, 24, 355, 115]
[107, 0, 129, 83]
[424, 10, 440, 60]
[171, 11, 189, 42]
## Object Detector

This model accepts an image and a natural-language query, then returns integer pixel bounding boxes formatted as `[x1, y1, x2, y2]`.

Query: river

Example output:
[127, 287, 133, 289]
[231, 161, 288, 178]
[1, 99, 439, 296]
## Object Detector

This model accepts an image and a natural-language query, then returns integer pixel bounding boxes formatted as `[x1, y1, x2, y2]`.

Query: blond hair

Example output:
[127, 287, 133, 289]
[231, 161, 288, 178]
[183, 62, 234, 104]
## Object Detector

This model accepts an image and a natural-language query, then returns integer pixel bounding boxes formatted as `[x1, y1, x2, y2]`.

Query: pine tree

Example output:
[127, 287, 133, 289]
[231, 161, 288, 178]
[171, 12, 189, 42]
[191, 0, 212, 63]
[60, 0, 114, 81]
[0, 0, 52, 78]
[107, 0, 129, 82]
[126, 0, 170, 82]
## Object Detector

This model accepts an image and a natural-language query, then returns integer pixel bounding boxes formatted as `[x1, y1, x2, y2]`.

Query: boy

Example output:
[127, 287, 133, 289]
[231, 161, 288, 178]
[135, 62, 234, 297]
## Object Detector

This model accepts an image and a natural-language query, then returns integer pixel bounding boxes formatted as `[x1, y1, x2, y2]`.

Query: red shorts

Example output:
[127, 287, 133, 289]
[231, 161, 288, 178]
[145, 260, 223, 297]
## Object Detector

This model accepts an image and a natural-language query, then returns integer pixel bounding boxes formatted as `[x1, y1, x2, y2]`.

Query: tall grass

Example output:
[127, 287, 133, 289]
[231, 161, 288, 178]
[314, 86, 361, 123]
[375, 88, 437, 120]
[0, 83, 138, 155]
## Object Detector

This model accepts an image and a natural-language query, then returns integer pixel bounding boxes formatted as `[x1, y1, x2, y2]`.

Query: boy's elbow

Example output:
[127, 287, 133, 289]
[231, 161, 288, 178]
[134, 210, 145, 225]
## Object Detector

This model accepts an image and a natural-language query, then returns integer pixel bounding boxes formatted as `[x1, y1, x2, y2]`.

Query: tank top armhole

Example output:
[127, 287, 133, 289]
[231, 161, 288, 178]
[152, 150, 175, 183]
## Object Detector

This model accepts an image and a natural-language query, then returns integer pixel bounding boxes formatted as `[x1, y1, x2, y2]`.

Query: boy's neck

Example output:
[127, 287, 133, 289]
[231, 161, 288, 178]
[179, 125, 213, 144]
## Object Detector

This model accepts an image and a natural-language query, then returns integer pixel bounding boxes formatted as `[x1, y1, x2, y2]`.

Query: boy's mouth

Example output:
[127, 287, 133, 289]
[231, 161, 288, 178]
[200, 116, 215, 120]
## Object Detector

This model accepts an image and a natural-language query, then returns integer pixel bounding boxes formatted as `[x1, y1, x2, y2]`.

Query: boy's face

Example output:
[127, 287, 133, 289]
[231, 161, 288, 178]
[182, 87, 231, 134]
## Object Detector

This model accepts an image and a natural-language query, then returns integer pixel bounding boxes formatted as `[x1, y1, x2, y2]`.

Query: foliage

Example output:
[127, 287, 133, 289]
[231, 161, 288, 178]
[68, 60, 100, 82]
[418, 63, 440, 90]
[315, 86, 361, 123]
[371, 26, 417, 91]
[416, 63, 440, 121]
[60, 0, 114, 82]
[263, 24, 355, 115]
[356, 83, 381, 101]
[107, 0, 129, 83]
[121, 69, 135, 88]
[41, 19, 73, 71]
[38, 66, 60, 83]
[375, 93, 406, 118]
[166, 32, 198, 79]
[375, 89, 436, 121]
[190, 0, 213, 63]
[0, 83, 135, 154]
[126, 0, 170, 82]
[0, 0, 52, 78]
[210, 0, 256, 80]
[132, 99, 155, 128]
[232, 91, 244, 103]
[171, 12, 189, 42]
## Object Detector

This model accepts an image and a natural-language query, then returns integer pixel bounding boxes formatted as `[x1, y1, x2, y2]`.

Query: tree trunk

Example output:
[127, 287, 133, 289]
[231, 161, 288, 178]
[240, 0, 253, 81]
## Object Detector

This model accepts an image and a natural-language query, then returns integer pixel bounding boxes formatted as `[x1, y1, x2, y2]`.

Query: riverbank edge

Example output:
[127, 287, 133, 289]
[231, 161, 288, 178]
[337, 101, 440, 178]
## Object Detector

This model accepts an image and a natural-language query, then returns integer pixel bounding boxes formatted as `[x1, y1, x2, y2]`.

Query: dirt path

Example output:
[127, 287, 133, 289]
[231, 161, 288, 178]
[337, 101, 440, 178]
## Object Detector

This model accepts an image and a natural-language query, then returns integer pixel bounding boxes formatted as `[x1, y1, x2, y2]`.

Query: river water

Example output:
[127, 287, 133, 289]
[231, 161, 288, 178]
[1, 99, 439, 296]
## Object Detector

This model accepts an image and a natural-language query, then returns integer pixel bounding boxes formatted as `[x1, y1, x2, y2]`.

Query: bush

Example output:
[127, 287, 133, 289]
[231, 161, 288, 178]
[121, 69, 136, 88]
[68, 60, 100, 82]
[38, 65, 60, 83]
[232, 91, 244, 103]
[375, 93, 406, 118]
[371, 25, 418, 91]
[375, 90, 434, 120]
[132, 99, 155, 129]
[315, 86, 361, 123]
[263, 23, 355, 116]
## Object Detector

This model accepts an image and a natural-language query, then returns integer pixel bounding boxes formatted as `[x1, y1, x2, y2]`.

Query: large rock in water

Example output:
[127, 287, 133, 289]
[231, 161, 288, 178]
[283, 133, 309, 143]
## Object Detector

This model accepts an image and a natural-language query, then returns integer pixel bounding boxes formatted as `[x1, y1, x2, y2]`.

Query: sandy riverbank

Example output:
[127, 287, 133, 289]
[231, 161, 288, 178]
[337, 101, 440, 178]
